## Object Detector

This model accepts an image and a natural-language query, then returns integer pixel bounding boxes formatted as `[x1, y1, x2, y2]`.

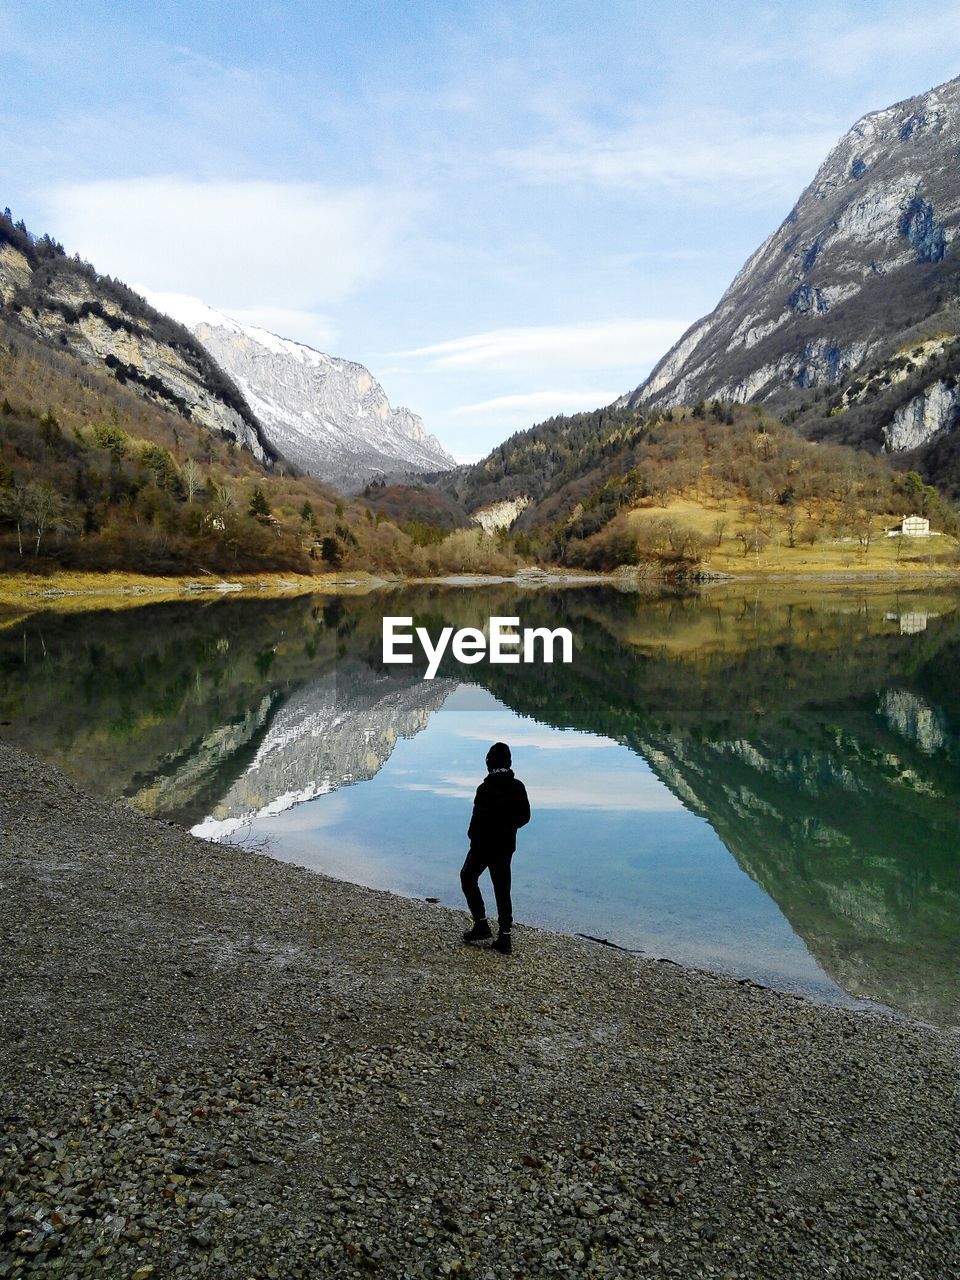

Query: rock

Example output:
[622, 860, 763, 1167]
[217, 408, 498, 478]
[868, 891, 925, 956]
[2, 257, 270, 460]
[883, 379, 960, 451]
[470, 497, 530, 533]
[142, 293, 455, 491]
[617, 72, 960, 488]
[1, 738, 957, 1280]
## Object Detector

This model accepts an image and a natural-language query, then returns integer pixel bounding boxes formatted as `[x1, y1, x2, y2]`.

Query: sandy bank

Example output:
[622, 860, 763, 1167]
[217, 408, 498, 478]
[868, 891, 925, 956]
[0, 742, 957, 1278]
[3, 560, 960, 617]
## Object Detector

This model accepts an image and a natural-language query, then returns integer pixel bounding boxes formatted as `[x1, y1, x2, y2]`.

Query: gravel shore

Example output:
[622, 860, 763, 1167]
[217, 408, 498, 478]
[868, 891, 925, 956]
[1, 741, 957, 1279]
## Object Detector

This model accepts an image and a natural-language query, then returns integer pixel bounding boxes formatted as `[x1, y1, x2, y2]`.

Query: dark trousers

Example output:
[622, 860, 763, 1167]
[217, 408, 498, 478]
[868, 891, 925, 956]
[460, 846, 513, 932]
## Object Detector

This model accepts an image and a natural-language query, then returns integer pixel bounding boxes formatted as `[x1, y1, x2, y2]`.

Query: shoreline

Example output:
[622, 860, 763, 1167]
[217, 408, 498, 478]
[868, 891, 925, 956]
[1, 562, 960, 614]
[1, 741, 957, 1278]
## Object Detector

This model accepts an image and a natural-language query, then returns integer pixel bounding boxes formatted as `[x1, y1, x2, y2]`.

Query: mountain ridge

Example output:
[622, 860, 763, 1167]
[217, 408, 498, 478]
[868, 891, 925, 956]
[618, 73, 960, 490]
[144, 291, 456, 492]
[0, 212, 274, 463]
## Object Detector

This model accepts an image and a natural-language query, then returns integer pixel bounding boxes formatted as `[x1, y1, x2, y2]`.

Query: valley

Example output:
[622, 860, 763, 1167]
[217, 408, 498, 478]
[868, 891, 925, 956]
[4, 19, 960, 1280]
[142, 291, 455, 490]
[6, 79, 960, 589]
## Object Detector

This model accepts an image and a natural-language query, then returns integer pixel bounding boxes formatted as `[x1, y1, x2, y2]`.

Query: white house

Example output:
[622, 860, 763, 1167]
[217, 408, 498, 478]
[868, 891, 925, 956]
[901, 515, 930, 537]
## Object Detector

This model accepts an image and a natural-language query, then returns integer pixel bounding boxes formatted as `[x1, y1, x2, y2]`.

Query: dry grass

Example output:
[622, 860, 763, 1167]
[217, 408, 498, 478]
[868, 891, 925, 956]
[0, 569, 391, 615]
[625, 495, 960, 576]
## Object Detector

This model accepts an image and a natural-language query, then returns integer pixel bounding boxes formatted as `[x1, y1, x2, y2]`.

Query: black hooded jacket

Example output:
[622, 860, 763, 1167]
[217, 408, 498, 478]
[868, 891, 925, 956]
[468, 768, 531, 854]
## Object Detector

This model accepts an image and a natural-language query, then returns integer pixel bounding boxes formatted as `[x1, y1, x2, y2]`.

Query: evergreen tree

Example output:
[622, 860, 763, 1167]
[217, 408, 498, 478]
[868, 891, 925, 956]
[249, 486, 271, 520]
[320, 535, 343, 567]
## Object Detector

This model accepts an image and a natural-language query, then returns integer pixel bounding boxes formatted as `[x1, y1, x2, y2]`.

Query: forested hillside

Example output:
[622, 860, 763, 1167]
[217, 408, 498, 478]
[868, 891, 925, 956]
[0, 311, 514, 576]
[441, 405, 645, 512]
[445, 400, 959, 571]
[0, 211, 271, 460]
[2, 206, 958, 580]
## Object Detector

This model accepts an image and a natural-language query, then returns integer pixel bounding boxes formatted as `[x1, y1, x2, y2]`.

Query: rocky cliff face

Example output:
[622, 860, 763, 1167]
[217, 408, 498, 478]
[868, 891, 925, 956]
[882, 378, 960, 451]
[145, 293, 455, 492]
[470, 495, 530, 532]
[0, 220, 271, 460]
[0, 243, 31, 304]
[620, 74, 960, 486]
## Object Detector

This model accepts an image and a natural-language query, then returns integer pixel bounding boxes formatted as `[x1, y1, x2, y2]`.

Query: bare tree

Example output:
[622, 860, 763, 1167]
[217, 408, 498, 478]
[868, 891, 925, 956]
[647, 517, 677, 554]
[26, 482, 72, 556]
[799, 519, 819, 547]
[782, 504, 801, 548]
[665, 519, 687, 554]
[737, 525, 769, 560]
[210, 482, 235, 532]
[678, 529, 706, 561]
[854, 509, 874, 553]
[0, 485, 27, 556]
[1, 482, 71, 557]
[182, 458, 202, 504]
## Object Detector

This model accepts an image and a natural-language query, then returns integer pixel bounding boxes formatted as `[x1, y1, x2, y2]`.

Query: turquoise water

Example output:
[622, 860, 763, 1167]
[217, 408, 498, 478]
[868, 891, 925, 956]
[2, 583, 958, 1023]
[233, 682, 857, 1003]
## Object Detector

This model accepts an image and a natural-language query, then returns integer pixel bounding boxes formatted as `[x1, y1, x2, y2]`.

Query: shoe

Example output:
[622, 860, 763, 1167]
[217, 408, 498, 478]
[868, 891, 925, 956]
[463, 919, 493, 944]
[491, 932, 512, 955]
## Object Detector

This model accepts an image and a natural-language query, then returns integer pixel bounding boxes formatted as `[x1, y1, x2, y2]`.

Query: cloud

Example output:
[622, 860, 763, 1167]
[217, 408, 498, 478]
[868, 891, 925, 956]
[800, 19, 960, 79]
[224, 307, 339, 351]
[726, 11, 960, 78]
[395, 319, 687, 371]
[498, 110, 839, 203]
[403, 770, 682, 812]
[37, 177, 425, 314]
[530, 777, 683, 812]
[452, 390, 621, 417]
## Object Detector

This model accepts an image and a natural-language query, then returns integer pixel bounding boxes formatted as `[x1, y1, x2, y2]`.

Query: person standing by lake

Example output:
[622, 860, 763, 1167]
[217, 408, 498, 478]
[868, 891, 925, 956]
[460, 742, 530, 955]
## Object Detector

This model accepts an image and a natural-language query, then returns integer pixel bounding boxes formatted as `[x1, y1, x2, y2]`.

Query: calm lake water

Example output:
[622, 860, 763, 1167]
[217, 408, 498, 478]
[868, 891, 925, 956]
[2, 582, 958, 1028]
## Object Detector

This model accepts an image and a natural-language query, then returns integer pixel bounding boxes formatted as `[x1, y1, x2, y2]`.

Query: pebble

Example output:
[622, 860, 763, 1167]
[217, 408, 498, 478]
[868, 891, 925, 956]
[0, 740, 957, 1279]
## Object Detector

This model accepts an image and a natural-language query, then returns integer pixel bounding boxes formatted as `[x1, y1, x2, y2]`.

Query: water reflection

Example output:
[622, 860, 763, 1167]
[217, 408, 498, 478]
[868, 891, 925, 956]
[189, 668, 457, 840]
[1, 584, 957, 1026]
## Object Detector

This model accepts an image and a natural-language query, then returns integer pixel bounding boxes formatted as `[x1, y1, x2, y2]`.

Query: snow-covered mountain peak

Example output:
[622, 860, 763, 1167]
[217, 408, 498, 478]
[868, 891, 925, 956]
[143, 291, 328, 363]
[141, 290, 455, 490]
[141, 290, 239, 333]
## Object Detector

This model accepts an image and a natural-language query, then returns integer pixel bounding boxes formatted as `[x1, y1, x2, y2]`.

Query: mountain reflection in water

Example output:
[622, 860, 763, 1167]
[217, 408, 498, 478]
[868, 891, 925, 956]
[1, 583, 957, 1027]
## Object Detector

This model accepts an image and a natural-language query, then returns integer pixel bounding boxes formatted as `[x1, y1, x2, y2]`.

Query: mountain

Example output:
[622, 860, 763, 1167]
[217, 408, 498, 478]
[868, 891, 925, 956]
[635, 705, 960, 1027]
[0, 297, 335, 575]
[144, 292, 455, 492]
[0, 209, 455, 494]
[439, 400, 955, 571]
[0, 210, 486, 576]
[620, 74, 960, 490]
[4, 582, 959, 1023]
[0, 212, 272, 461]
[0, 592, 455, 829]
[0, 291, 502, 576]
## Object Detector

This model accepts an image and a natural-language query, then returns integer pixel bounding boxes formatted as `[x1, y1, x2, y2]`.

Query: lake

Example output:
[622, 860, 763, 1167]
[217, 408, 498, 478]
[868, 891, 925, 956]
[2, 581, 958, 1028]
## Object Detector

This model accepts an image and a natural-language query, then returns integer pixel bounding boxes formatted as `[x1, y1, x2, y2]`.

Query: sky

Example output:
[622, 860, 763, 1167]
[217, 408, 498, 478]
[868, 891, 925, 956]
[2, 2, 960, 462]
